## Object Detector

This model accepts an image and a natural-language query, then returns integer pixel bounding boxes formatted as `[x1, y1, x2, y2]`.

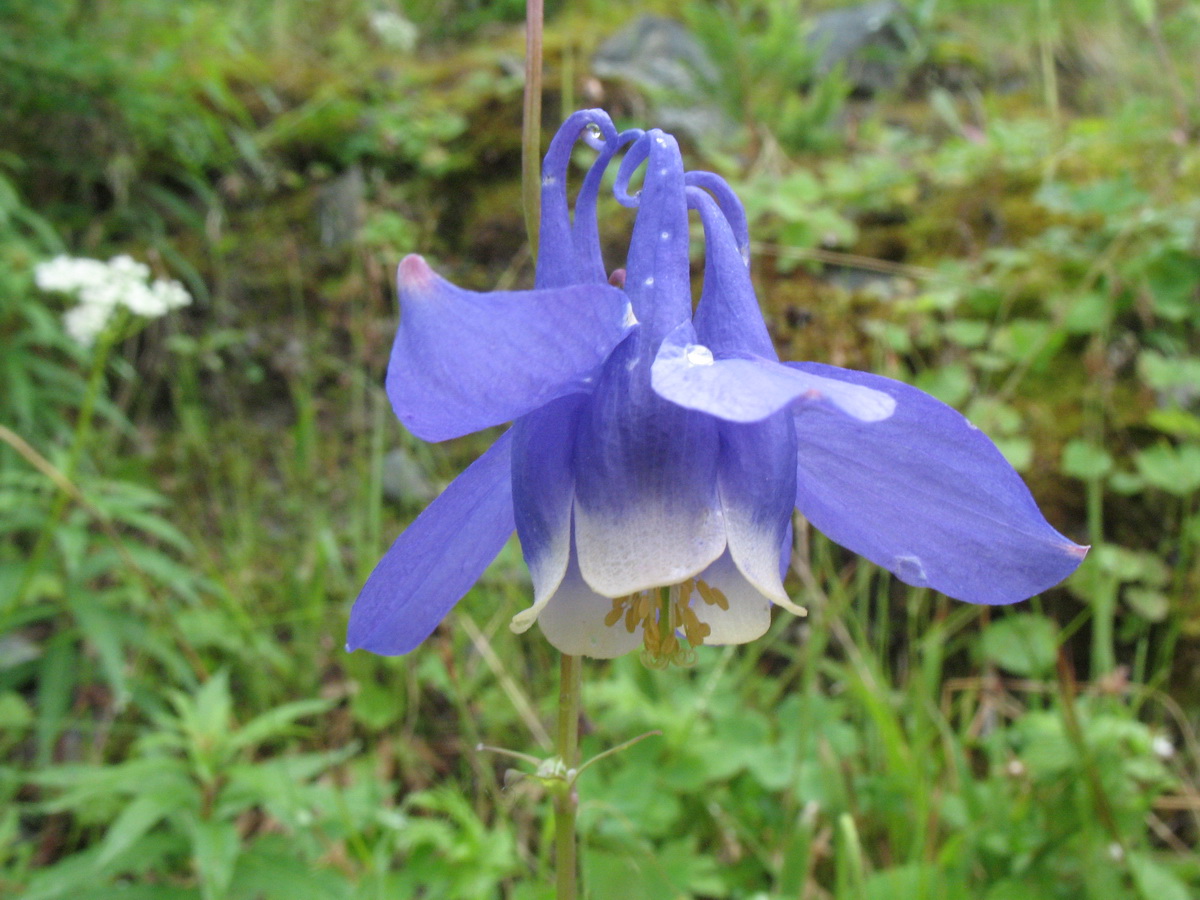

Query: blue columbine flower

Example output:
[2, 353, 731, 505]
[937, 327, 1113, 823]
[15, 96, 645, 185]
[347, 109, 1087, 663]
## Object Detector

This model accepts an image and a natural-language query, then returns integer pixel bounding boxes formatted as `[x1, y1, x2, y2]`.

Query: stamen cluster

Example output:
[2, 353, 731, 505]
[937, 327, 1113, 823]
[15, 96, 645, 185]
[605, 579, 730, 667]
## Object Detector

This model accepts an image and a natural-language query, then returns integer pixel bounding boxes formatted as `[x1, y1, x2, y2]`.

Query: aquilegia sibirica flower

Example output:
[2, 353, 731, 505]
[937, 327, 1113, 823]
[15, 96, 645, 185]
[347, 109, 1087, 663]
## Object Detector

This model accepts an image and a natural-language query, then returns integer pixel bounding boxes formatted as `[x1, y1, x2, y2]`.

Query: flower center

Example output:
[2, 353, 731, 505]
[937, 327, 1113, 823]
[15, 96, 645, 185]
[603, 578, 729, 668]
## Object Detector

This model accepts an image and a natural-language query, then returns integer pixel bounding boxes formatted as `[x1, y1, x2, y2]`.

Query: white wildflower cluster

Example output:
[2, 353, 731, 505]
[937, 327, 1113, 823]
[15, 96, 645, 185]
[35, 254, 192, 347]
[368, 9, 418, 52]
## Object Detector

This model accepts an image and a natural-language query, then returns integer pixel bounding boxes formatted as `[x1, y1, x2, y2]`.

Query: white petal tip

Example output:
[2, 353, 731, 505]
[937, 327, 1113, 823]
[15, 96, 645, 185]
[509, 611, 536, 634]
[774, 597, 808, 617]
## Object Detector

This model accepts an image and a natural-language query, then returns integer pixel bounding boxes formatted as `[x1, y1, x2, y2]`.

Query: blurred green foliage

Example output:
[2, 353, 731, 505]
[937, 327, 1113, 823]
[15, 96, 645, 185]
[2, 0, 1199, 897]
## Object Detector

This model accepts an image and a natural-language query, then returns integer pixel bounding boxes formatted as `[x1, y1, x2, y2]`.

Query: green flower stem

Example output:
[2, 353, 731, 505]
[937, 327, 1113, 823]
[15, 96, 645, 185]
[522, 0, 544, 256]
[10, 333, 113, 617]
[554, 653, 581, 900]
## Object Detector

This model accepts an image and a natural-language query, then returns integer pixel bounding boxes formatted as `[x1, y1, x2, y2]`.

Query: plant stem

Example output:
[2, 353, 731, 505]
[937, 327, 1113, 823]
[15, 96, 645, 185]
[10, 334, 112, 616]
[554, 653, 581, 900]
[522, 0, 544, 256]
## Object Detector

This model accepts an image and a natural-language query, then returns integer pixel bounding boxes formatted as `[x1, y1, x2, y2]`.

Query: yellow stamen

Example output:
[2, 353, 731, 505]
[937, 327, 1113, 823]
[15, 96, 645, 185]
[604, 578, 723, 667]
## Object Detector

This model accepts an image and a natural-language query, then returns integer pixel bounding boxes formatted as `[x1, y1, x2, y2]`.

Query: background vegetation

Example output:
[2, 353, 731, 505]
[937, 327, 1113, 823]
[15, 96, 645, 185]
[2, 0, 1198, 897]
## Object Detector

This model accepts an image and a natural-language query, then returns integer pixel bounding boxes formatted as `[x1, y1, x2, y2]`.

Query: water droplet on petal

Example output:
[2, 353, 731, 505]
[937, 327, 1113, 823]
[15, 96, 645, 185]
[892, 554, 928, 586]
[661, 231, 670, 240]
[585, 122, 602, 139]
[542, 174, 555, 186]
[685, 344, 714, 367]
[643, 276, 655, 287]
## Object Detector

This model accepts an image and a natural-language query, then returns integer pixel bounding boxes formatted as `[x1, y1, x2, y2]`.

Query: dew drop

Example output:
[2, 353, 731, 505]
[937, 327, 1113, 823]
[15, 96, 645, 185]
[892, 554, 928, 587]
[644, 276, 655, 287]
[542, 174, 556, 186]
[660, 231, 670, 240]
[585, 122, 602, 139]
[685, 344, 714, 367]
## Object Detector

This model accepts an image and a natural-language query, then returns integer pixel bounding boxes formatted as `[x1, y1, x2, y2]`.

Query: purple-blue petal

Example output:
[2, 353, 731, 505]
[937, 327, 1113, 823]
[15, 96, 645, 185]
[386, 255, 633, 442]
[568, 128, 644, 286]
[652, 321, 896, 423]
[536, 109, 621, 289]
[717, 413, 798, 607]
[347, 430, 516, 655]
[510, 395, 583, 624]
[685, 171, 751, 267]
[790, 363, 1088, 604]
[573, 338, 726, 596]
[614, 130, 691, 340]
[687, 186, 774, 358]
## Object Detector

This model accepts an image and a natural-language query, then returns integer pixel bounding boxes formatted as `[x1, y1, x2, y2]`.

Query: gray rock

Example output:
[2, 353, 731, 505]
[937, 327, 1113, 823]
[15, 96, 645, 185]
[318, 165, 364, 248]
[807, 1, 917, 94]
[382, 446, 437, 505]
[591, 15, 730, 141]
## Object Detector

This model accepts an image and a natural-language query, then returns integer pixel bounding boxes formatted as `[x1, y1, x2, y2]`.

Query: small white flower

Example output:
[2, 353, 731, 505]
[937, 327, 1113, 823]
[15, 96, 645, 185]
[368, 9, 418, 52]
[34, 253, 192, 348]
[63, 302, 112, 347]
[1152, 734, 1175, 759]
[34, 256, 108, 293]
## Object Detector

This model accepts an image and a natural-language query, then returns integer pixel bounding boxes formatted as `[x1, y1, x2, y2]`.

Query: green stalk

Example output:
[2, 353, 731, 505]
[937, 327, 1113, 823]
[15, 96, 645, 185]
[522, 0, 545, 256]
[554, 653, 582, 900]
[10, 333, 113, 617]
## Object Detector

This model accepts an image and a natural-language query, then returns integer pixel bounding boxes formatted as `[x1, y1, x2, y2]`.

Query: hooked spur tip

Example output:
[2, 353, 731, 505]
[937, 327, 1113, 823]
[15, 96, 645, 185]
[1065, 542, 1091, 559]
[397, 254, 435, 291]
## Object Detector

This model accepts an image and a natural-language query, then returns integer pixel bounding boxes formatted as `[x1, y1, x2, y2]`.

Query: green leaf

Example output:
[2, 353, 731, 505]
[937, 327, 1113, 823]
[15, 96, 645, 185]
[1134, 443, 1200, 495]
[227, 698, 333, 754]
[95, 792, 177, 868]
[1124, 587, 1169, 622]
[915, 363, 972, 407]
[188, 816, 241, 900]
[1129, 852, 1191, 900]
[1061, 440, 1113, 480]
[1145, 408, 1200, 439]
[1061, 291, 1111, 334]
[1126, 0, 1156, 26]
[980, 615, 1059, 676]
[227, 835, 353, 900]
[1138, 351, 1200, 393]
[36, 632, 75, 765]
[65, 592, 130, 708]
[0, 690, 33, 730]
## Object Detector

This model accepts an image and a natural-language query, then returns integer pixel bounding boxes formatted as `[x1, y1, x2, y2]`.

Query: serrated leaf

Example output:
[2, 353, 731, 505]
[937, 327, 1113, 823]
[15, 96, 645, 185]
[1134, 443, 1200, 495]
[980, 615, 1059, 676]
[1061, 440, 1113, 480]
